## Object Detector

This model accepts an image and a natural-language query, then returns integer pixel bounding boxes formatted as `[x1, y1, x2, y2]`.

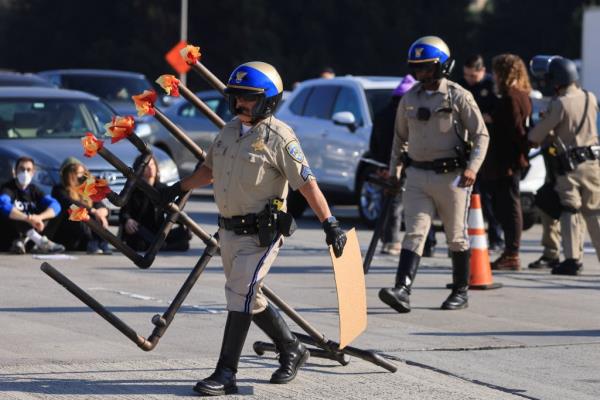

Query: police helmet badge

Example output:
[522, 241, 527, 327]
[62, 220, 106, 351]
[285, 140, 305, 163]
[480, 88, 489, 97]
[415, 47, 424, 58]
[235, 71, 247, 83]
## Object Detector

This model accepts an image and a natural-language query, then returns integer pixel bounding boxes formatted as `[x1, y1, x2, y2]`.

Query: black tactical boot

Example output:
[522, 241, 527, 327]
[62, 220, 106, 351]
[193, 311, 252, 396]
[253, 304, 309, 384]
[551, 258, 583, 276]
[442, 250, 470, 310]
[378, 249, 420, 313]
[528, 255, 559, 269]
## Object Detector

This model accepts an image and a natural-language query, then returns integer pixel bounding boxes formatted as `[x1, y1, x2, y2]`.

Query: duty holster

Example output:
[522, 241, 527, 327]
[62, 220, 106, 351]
[257, 198, 297, 247]
[549, 145, 599, 175]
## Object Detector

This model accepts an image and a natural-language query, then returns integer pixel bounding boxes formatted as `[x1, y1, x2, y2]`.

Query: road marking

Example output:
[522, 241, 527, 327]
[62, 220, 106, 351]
[87, 287, 225, 314]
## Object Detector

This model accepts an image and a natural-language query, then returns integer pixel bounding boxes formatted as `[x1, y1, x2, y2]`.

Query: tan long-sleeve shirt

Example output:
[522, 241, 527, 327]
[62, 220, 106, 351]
[389, 78, 489, 177]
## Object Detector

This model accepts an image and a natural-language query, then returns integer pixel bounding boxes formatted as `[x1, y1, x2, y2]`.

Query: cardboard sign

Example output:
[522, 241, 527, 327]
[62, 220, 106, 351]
[329, 228, 367, 348]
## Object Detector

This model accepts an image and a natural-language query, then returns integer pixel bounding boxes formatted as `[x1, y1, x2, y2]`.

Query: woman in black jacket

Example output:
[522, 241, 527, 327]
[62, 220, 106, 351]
[119, 154, 191, 251]
[481, 54, 533, 270]
[51, 157, 111, 254]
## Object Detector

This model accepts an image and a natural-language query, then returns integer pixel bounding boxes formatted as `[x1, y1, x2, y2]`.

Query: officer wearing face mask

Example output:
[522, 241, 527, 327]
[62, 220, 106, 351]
[378, 36, 489, 313]
[160, 61, 347, 396]
[0, 156, 64, 254]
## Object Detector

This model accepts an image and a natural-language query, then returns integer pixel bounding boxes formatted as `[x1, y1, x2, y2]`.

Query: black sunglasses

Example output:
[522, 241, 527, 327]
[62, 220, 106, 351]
[234, 93, 261, 101]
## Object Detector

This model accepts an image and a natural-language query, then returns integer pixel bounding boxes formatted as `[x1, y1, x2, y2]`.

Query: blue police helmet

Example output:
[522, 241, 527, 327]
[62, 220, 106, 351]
[225, 62, 284, 119]
[407, 36, 455, 79]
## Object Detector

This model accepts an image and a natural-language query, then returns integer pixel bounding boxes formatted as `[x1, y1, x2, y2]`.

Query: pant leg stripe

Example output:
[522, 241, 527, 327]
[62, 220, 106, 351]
[244, 235, 281, 314]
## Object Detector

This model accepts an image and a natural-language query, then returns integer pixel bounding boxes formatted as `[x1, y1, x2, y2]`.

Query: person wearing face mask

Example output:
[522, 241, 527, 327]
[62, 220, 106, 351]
[50, 157, 111, 254]
[119, 153, 191, 252]
[159, 61, 347, 396]
[378, 36, 489, 313]
[0, 156, 64, 254]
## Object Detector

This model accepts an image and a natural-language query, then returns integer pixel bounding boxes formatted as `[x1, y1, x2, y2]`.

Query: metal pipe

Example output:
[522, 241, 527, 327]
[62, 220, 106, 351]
[262, 285, 325, 341]
[40, 262, 151, 349]
[85, 218, 144, 265]
[253, 341, 350, 365]
[293, 332, 397, 373]
[178, 85, 225, 129]
[154, 108, 206, 161]
[190, 62, 226, 95]
[263, 285, 397, 373]
[40, 244, 217, 352]
[145, 244, 219, 344]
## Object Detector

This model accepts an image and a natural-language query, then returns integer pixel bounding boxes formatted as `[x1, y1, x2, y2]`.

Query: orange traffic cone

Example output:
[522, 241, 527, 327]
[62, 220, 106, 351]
[467, 194, 502, 290]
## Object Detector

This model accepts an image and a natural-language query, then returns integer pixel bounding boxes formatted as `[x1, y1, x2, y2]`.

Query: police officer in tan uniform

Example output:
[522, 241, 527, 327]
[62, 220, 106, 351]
[528, 56, 600, 275]
[379, 36, 489, 313]
[161, 61, 346, 396]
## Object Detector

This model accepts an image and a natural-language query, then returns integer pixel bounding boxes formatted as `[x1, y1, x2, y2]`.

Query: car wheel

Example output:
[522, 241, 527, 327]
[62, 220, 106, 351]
[287, 188, 307, 219]
[357, 167, 385, 228]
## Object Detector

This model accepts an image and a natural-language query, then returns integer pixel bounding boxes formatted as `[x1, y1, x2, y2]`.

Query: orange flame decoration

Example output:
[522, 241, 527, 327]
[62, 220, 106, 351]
[81, 132, 104, 158]
[156, 75, 180, 97]
[68, 204, 90, 222]
[105, 115, 135, 144]
[90, 178, 111, 202]
[76, 176, 111, 203]
[132, 90, 157, 117]
[179, 44, 201, 64]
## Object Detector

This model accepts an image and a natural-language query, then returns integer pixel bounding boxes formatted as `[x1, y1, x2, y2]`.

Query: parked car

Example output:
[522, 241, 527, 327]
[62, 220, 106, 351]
[0, 71, 55, 88]
[147, 90, 232, 176]
[0, 87, 179, 219]
[147, 89, 291, 176]
[37, 69, 164, 140]
[276, 76, 402, 224]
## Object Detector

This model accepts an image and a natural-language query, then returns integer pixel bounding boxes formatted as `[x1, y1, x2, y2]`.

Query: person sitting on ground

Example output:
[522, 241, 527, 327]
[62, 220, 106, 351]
[119, 154, 191, 252]
[0, 156, 64, 254]
[50, 157, 112, 254]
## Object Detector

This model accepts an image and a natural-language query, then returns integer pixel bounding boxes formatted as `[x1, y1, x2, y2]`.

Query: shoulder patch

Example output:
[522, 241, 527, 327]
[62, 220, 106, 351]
[300, 164, 314, 181]
[285, 140, 305, 163]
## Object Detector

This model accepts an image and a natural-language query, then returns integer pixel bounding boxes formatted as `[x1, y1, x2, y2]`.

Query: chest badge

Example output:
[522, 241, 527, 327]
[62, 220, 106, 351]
[251, 137, 266, 152]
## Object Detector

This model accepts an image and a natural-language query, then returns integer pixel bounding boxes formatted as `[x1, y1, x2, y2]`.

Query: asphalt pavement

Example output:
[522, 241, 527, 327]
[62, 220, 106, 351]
[1, 196, 599, 399]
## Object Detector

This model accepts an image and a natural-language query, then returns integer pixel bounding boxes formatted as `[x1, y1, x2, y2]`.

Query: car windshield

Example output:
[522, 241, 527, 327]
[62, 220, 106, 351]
[365, 89, 394, 120]
[60, 75, 152, 103]
[0, 77, 53, 87]
[0, 98, 114, 139]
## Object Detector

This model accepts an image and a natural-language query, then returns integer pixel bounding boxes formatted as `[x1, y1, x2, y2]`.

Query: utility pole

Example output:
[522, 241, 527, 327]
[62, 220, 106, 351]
[180, 0, 188, 85]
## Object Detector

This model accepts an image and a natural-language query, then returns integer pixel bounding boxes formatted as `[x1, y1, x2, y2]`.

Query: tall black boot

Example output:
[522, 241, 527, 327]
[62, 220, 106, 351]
[253, 304, 309, 384]
[193, 311, 252, 396]
[378, 249, 420, 313]
[441, 250, 470, 310]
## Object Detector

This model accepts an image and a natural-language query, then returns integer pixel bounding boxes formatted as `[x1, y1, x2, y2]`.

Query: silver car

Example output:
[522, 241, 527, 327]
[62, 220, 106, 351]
[145, 90, 232, 176]
[276, 76, 401, 224]
[0, 87, 179, 217]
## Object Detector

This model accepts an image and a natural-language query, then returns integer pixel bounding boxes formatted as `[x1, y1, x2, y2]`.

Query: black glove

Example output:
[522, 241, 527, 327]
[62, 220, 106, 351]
[323, 217, 347, 258]
[158, 181, 184, 205]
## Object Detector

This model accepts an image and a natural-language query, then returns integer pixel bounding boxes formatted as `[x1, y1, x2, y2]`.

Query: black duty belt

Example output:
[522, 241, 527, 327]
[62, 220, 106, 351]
[218, 214, 258, 234]
[407, 157, 463, 174]
[568, 145, 600, 162]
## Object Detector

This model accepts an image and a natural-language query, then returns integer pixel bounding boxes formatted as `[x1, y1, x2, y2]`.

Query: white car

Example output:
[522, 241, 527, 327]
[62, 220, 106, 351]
[276, 76, 401, 224]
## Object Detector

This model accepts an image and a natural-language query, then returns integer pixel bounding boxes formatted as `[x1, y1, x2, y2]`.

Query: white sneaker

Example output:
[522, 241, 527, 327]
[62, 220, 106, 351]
[10, 238, 27, 254]
[32, 236, 65, 254]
